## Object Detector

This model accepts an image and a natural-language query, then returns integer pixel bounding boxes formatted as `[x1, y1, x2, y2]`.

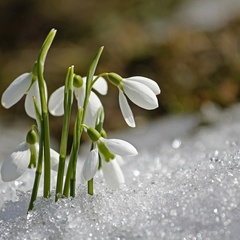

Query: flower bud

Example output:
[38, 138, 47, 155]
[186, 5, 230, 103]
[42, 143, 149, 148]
[26, 128, 38, 145]
[100, 129, 107, 138]
[107, 73, 122, 87]
[87, 127, 101, 142]
[73, 74, 83, 88]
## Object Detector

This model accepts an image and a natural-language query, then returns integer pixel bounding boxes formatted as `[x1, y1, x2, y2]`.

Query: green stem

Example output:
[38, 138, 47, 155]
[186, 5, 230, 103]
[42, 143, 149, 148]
[42, 113, 51, 198]
[63, 108, 82, 198]
[63, 46, 104, 197]
[70, 108, 83, 197]
[37, 29, 56, 198]
[62, 149, 73, 198]
[55, 66, 74, 201]
[84, 47, 104, 119]
[28, 170, 42, 211]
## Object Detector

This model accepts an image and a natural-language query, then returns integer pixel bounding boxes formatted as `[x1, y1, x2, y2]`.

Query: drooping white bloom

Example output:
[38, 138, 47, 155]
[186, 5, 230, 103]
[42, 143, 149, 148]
[99, 137, 138, 156]
[107, 74, 160, 128]
[1, 72, 46, 119]
[120, 76, 160, 127]
[121, 76, 160, 109]
[1, 142, 59, 182]
[81, 137, 137, 188]
[48, 76, 107, 127]
[1, 142, 31, 182]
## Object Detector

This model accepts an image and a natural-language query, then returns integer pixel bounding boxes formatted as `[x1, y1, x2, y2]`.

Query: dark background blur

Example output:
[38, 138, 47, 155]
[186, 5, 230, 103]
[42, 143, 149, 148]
[1, 0, 240, 141]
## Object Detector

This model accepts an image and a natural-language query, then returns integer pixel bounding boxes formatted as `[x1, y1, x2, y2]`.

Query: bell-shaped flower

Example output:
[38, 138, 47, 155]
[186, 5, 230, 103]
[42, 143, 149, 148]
[99, 137, 138, 157]
[48, 76, 107, 127]
[1, 72, 47, 119]
[1, 142, 59, 182]
[107, 73, 160, 127]
[81, 129, 137, 188]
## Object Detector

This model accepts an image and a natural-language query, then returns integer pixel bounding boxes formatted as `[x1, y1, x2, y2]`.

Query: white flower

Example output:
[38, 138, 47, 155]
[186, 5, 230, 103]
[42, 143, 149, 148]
[99, 137, 138, 156]
[108, 74, 160, 127]
[48, 76, 107, 127]
[81, 137, 137, 188]
[1, 72, 46, 119]
[120, 76, 160, 127]
[1, 142, 59, 182]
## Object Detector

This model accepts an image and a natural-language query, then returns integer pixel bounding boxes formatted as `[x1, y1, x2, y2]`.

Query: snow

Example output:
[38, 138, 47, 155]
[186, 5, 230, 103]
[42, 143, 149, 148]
[1, 104, 240, 239]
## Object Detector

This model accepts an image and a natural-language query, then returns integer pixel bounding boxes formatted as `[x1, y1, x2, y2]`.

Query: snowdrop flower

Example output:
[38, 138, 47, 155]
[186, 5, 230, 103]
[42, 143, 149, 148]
[1, 129, 59, 182]
[81, 127, 137, 188]
[48, 75, 108, 127]
[107, 73, 160, 127]
[1, 142, 34, 182]
[1, 71, 46, 119]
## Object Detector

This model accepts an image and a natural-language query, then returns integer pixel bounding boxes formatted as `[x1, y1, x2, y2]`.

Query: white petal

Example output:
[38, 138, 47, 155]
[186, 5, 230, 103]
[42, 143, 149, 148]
[115, 155, 125, 166]
[25, 81, 47, 119]
[119, 91, 135, 128]
[82, 148, 99, 181]
[1, 73, 32, 108]
[101, 159, 125, 189]
[122, 80, 158, 110]
[1, 142, 30, 182]
[100, 137, 138, 156]
[25, 81, 40, 119]
[48, 86, 65, 116]
[50, 148, 60, 172]
[84, 92, 103, 127]
[75, 84, 86, 108]
[93, 76, 108, 95]
[127, 76, 161, 95]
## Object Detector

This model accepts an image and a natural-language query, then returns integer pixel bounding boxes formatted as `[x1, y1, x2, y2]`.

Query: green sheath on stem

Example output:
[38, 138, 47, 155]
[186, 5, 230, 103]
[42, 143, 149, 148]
[28, 119, 44, 211]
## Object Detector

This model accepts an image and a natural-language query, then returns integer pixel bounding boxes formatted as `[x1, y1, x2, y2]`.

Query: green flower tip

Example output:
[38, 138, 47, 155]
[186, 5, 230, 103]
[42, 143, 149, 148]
[26, 128, 38, 145]
[107, 73, 122, 87]
[97, 141, 115, 162]
[73, 74, 83, 88]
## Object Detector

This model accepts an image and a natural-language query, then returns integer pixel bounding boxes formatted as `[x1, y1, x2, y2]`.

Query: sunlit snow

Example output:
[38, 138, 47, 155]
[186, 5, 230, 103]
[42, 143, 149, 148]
[1, 104, 240, 239]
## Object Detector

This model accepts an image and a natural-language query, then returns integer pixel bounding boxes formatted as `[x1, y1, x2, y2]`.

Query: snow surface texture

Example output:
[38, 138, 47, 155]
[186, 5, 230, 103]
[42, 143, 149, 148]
[1, 104, 240, 240]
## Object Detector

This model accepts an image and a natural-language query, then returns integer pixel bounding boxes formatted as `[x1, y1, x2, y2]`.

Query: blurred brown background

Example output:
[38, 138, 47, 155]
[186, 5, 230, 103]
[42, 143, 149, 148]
[1, 0, 240, 142]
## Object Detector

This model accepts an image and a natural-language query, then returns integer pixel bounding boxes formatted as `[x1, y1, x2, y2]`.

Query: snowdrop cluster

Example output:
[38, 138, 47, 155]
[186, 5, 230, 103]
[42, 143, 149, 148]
[0, 29, 160, 211]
